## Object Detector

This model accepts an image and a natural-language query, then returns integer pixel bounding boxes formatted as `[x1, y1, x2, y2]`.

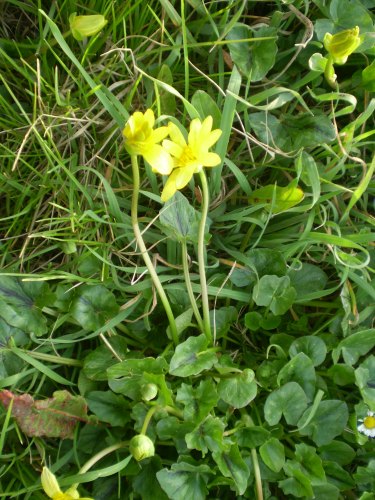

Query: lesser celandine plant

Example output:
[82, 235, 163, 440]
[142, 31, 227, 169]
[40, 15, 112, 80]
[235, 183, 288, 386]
[123, 111, 222, 345]
[123, 109, 179, 345]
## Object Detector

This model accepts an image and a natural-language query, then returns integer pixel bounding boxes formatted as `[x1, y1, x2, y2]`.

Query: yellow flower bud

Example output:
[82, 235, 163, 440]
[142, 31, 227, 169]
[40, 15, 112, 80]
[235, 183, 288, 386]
[69, 13, 108, 41]
[323, 26, 360, 65]
[129, 434, 155, 461]
[141, 383, 158, 401]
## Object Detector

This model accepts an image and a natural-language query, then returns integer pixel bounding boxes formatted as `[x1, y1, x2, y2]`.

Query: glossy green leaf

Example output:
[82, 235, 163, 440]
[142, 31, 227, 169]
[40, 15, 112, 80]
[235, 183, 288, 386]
[355, 355, 375, 407]
[191, 90, 221, 129]
[298, 400, 348, 446]
[159, 192, 201, 243]
[226, 24, 278, 82]
[288, 263, 328, 299]
[322, 461, 355, 491]
[169, 334, 217, 377]
[236, 426, 270, 448]
[212, 444, 250, 495]
[289, 336, 327, 367]
[83, 337, 128, 381]
[264, 381, 308, 426]
[71, 285, 119, 331]
[319, 440, 356, 466]
[157, 64, 176, 115]
[133, 457, 169, 500]
[157, 462, 211, 500]
[217, 368, 257, 408]
[333, 329, 375, 365]
[176, 379, 218, 423]
[362, 60, 375, 91]
[277, 353, 316, 401]
[185, 415, 225, 454]
[86, 391, 130, 427]
[251, 111, 336, 152]
[0, 276, 53, 336]
[253, 275, 296, 316]
[260, 438, 285, 472]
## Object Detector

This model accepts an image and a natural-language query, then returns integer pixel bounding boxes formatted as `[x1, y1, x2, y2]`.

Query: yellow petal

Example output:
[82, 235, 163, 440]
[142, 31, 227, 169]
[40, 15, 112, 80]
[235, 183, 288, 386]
[41, 467, 63, 498]
[168, 122, 187, 147]
[162, 139, 184, 158]
[206, 129, 222, 148]
[161, 171, 179, 201]
[174, 165, 195, 189]
[201, 116, 213, 137]
[144, 109, 155, 128]
[151, 126, 169, 143]
[188, 118, 202, 148]
[200, 152, 221, 167]
[144, 145, 173, 174]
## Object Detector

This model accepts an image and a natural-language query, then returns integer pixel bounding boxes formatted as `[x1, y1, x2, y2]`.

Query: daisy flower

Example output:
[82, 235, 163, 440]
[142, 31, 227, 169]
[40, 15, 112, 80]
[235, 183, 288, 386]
[160, 116, 222, 202]
[123, 109, 173, 175]
[357, 410, 375, 438]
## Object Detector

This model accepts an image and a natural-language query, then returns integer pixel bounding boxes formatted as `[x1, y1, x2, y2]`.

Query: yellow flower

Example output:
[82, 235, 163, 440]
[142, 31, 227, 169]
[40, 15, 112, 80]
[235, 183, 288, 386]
[41, 467, 93, 500]
[69, 13, 108, 41]
[323, 26, 360, 65]
[123, 109, 173, 175]
[160, 116, 222, 202]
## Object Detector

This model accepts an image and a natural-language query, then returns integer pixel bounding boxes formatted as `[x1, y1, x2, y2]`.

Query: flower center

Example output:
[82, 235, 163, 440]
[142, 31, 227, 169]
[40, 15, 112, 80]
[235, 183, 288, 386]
[178, 146, 197, 167]
[363, 416, 375, 429]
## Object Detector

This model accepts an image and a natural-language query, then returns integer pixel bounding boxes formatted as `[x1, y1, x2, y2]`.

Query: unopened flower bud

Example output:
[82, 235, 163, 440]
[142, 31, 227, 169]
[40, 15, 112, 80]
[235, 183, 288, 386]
[141, 383, 158, 401]
[129, 434, 155, 461]
[323, 26, 360, 65]
[69, 13, 108, 41]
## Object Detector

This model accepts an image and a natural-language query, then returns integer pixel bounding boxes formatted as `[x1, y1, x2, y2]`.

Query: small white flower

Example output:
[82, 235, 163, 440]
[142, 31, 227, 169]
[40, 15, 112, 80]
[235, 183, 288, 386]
[357, 410, 375, 438]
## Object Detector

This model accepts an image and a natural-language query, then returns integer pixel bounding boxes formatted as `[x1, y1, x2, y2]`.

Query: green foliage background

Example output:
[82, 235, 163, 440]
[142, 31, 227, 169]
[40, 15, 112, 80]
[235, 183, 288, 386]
[0, 0, 374, 498]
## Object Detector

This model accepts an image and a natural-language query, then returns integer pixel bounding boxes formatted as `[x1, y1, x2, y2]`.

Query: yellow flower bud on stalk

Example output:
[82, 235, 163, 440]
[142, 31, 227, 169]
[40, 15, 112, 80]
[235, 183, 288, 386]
[129, 434, 155, 461]
[41, 466, 93, 500]
[323, 26, 361, 65]
[69, 13, 107, 41]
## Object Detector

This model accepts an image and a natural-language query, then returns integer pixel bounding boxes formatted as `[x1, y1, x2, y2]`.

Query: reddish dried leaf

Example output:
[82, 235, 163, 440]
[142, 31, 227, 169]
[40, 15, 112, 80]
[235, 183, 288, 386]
[0, 389, 89, 439]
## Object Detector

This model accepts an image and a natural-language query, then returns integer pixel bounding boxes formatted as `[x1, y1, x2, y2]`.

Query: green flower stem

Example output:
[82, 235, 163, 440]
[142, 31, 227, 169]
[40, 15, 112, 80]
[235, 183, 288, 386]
[251, 448, 264, 500]
[130, 154, 178, 346]
[181, 240, 205, 333]
[141, 405, 159, 435]
[324, 55, 337, 89]
[198, 169, 212, 344]
[79, 442, 128, 475]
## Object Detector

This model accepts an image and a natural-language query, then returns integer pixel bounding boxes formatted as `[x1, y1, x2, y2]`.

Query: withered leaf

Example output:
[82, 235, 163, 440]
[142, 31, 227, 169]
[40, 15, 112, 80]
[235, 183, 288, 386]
[0, 389, 91, 439]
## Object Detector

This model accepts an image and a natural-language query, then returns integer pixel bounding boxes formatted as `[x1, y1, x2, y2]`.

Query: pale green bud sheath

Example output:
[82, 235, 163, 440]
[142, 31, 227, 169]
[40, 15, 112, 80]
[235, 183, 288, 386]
[69, 13, 108, 41]
[323, 26, 360, 65]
